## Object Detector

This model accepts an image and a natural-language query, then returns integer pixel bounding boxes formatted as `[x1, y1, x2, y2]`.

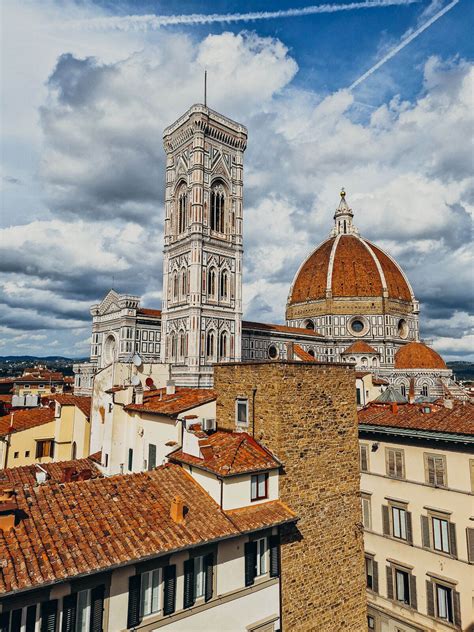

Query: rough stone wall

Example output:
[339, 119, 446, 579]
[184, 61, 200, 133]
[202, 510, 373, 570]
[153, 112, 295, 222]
[214, 361, 367, 632]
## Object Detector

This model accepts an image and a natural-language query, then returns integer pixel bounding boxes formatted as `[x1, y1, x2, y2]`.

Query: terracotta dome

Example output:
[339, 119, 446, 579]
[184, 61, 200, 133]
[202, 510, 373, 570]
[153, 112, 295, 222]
[288, 234, 413, 306]
[394, 342, 447, 370]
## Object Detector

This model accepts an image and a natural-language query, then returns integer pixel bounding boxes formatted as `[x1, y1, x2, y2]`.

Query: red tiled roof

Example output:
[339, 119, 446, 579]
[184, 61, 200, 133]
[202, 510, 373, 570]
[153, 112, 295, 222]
[342, 341, 378, 354]
[358, 401, 474, 436]
[47, 394, 91, 417]
[293, 345, 316, 362]
[170, 431, 280, 476]
[125, 387, 216, 417]
[394, 342, 447, 370]
[226, 500, 297, 532]
[137, 308, 162, 318]
[0, 457, 102, 488]
[0, 395, 12, 403]
[88, 450, 102, 464]
[0, 407, 54, 438]
[242, 320, 322, 337]
[0, 464, 296, 594]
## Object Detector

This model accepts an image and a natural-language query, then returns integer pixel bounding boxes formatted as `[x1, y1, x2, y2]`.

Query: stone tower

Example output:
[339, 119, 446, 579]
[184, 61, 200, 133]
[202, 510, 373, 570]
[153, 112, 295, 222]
[161, 104, 248, 387]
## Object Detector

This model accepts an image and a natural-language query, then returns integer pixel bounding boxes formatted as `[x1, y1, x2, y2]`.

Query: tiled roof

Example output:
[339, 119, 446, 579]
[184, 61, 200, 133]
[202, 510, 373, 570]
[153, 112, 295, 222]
[293, 345, 316, 362]
[0, 464, 296, 594]
[242, 320, 322, 337]
[88, 450, 102, 464]
[394, 341, 447, 370]
[15, 371, 64, 383]
[373, 386, 408, 404]
[137, 308, 162, 318]
[288, 235, 412, 306]
[358, 401, 474, 436]
[226, 501, 297, 533]
[0, 407, 54, 438]
[0, 457, 102, 488]
[47, 394, 91, 417]
[125, 388, 216, 417]
[342, 341, 378, 354]
[170, 431, 280, 476]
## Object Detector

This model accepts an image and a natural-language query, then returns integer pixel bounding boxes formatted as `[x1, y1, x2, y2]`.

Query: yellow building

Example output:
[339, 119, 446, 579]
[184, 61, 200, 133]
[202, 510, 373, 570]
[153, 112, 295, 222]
[359, 400, 474, 632]
[0, 395, 91, 468]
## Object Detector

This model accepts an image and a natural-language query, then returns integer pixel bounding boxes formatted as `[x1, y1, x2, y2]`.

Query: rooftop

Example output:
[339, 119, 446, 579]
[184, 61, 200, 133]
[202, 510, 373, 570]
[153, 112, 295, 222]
[242, 320, 323, 338]
[0, 464, 295, 595]
[394, 341, 447, 370]
[342, 341, 378, 355]
[0, 457, 102, 489]
[170, 430, 281, 476]
[46, 394, 91, 417]
[124, 387, 216, 417]
[0, 407, 54, 438]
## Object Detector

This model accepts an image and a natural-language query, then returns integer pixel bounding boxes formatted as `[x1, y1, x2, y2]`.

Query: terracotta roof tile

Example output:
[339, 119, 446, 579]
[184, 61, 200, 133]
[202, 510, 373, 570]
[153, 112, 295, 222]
[137, 308, 162, 318]
[0, 464, 296, 594]
[394, 342, 447, 370]
[293, 345, 317, 362]
[358, 400, 474, 436]
[0, 458, 102, 488]
[225, 500, 297, 532]
[289, 238, 334, 304]
[342, 341, 378, 355]
[170, 431, 280, 476]
[242, 321, 322, 337]
[46, 395, 91, 417]
[125, 388, 216, 417]
[0, 407, 54, 438]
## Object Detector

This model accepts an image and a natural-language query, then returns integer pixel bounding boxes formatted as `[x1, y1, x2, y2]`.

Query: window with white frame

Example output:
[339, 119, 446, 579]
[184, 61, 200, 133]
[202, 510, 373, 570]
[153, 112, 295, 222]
[392, 506, 407, 540]
[395, 569, 410, 605]
[255, 537, 267, 577]
[140, 569, 161, 617]
[76, 589, 91, 632]
[361, 494, 372, 530]
[235, 398, 248, 427]
[194, 555, 205, 599]
[432, 517, 450, 553]
[251, 473, 268, 501]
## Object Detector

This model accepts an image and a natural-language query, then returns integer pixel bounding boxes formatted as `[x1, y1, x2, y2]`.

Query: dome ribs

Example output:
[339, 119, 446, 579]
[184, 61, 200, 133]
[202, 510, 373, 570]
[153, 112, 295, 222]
[368, 243, 412, 301]
[330, 236, 382, 297]
[290, 238, 334, 303]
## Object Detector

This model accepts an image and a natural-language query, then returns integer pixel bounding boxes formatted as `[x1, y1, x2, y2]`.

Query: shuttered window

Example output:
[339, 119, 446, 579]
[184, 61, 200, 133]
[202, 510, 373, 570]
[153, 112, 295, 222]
[140, 569, 161, 617]
[365, 556, 378, 593]
[432, 517, 450, 553]
[386, 448, 404, 478]
[387, 566, 416, 609]
[391, 505, 412, 541]
[61, 594, 77, 632]
[359, 444, 369, 472]
[40, 600, 58, 632]
[183, 559, 195, 609]
[163, 565, 176, 616]
[427, 579, 461, 626]
[424, 453, 447, 487]
[395, 569, 410, 605]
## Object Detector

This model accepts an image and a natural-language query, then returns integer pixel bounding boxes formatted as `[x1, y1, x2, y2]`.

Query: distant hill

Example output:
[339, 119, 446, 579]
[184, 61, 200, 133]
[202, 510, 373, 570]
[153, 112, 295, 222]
[447, 361, 474, 381]
[0, 356, 86, 362]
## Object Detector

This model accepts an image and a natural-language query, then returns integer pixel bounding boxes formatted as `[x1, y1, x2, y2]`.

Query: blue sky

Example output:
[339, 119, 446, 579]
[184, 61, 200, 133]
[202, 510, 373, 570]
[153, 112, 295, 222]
[0, 0, 473, 359]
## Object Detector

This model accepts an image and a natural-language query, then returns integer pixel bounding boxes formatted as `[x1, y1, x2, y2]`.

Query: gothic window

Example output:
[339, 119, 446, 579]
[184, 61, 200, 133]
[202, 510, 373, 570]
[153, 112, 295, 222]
[210, 183, 225, 233]
[178, 330, 186, 360]
[400, 383, 407, 398]
[177, 186, 187, 234]
[170, 334, 177, 361]
[173, 272, 179, 301]
[219, 331, 228, 360]
[220, 269, 229, 300]
[208, 267, 217, 299]
[421, 384, 429, 397]
[180, 269, 187, 299]
[206, 330, 216, 359]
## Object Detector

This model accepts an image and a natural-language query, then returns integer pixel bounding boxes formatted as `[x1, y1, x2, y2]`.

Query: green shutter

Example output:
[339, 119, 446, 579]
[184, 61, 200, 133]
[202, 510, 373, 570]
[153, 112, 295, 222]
[127, 575, 141, 629]
[89, 585, 105, 632]
[406, 512, 413, 544]
[183, 559, 195, 609]
[245, 541, 257, 587]
[40, 600, 58, 632]
[163, 565, 176, 616]
[204, 553, 214, 603]
[61, 594, 77, 632]
[466, 528, 474, 563]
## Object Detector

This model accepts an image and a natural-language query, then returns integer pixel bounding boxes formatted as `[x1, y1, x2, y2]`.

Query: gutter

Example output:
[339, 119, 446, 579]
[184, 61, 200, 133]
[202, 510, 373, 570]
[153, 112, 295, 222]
[359, 424, 474, 445]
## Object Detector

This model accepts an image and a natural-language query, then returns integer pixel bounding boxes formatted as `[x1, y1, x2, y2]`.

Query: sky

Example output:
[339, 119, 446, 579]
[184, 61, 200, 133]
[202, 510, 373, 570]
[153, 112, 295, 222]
[0, 0, 473, 360]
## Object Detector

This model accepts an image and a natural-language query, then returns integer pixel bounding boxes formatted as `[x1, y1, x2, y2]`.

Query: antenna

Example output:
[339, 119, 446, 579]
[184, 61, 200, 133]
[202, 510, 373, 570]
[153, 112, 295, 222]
[204, 70, 207, 107]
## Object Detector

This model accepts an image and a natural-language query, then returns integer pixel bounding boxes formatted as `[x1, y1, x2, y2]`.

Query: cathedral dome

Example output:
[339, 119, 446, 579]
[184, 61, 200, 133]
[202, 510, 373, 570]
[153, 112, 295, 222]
[394, 342, 447, 370]
[287, 190, 415, 317]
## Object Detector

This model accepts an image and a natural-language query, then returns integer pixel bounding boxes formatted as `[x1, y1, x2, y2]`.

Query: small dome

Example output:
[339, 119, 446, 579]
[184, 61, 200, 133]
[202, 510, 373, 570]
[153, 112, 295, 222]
[394, 342, 447, 370]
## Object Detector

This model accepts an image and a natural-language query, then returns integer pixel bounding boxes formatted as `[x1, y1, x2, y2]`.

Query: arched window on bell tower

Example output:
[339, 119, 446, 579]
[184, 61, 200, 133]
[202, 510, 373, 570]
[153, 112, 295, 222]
[220, 269, 229, 300]
[206, 330, 216, 359]
[208, 267, 217, 300]
[210, 182, 225, 233]
[176, 183, 187, 235]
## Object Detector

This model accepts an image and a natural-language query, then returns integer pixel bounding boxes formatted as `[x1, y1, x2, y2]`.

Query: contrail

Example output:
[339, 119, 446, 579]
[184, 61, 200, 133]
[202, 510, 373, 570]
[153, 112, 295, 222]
[68, 0, 421, 31]
[349, 0, 460, 89]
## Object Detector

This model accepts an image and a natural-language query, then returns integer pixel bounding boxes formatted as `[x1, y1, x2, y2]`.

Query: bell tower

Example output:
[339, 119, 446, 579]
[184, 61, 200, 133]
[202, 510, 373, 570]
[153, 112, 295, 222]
[161, 104, 247, 387]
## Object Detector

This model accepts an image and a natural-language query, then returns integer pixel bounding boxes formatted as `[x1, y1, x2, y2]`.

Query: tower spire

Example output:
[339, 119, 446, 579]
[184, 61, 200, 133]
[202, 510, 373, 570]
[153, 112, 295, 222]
[331, 188, 359, 236]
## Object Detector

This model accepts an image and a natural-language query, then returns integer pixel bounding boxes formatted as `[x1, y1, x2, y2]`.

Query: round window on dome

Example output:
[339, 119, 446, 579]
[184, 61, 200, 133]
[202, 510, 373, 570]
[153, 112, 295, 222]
[398, 318, 409, 339]
[268, 345, 279, 359]
[351, 319, 364, 333]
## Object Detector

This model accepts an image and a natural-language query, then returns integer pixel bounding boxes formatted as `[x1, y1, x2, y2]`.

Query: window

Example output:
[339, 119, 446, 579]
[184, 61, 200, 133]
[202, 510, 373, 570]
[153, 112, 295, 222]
[251, 473, 268, 501]
[220, 270, 229, 300]
[178, 189, 187, 234]
[236, 398, 248, 427]
[426, 580, 460, 625]
[183, 554, 214, 609]
[382, 503, 412, 543]
[148, 444, 157, 471]
[62, 586, 104, 632]
[395, 569, 410, 605]
[424, 453, 447, 487]
[360, 444, 369, 472]
[210, 183, 225, 233]
[392, 506, 407, 540]
[25, 450, 30, 457]
[361, 494, 372, 530]
[206, 330, 215, 359]
[365, 556, 378, 592]
[140, 569, 161, 617]
[207, 268, 216, 299]
[421, 383, 429, 397]
[179, 331, 186, 360]
[194, 555, 205, 599]
[76, 589, 91, 631]
[351, 319, 364, 333]
[367, 615, 375, 630]
[436, 584, 453, 622]
[35, 439, 54, 459]
[14, 451, 19, 459]
[219, 331, 228, 360]
[128, 448, 133, 471]
[387, 566, 416, 609]
[268, 345, 278, 359]
[304, 320, 314, 330]
[255, 537, 267, 576]
[180, 270, 187, 298]
[386, 448, 404, 479]
[173, 273, 179, 301]
[432, 517, 450, 553]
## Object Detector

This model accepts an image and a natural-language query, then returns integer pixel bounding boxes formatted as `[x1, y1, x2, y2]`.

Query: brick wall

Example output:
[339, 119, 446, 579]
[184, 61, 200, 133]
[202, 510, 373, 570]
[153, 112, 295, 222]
[214, 361, 366, 631]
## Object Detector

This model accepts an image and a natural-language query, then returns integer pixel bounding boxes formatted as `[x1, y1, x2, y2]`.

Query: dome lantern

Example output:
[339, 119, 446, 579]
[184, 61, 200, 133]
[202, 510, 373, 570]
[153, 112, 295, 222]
[331, 188, 359, 237]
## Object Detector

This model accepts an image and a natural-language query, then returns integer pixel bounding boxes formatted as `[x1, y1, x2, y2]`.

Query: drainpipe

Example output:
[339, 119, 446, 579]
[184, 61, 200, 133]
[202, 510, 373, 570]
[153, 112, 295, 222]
[219, 477, 224, 509]
[252, 388, 257, 438]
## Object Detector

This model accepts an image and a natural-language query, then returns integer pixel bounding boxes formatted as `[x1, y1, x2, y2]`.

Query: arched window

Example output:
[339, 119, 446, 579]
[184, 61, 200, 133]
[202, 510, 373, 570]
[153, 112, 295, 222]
[208, 267, 216, 299]
[421, 384, 429, 397]
[361, 357, 368, 367]
[71, 441, 77, 460]
[206, 330, 215, 359]
[210, 183, 225, 233]
[220, 269, 229, 300]
[219, 331, 228, 360]
[400, 384, 407, 398]
[304, 320, 315, 330]
[170, 334, 177, 360]
[180, 269, 187, 299]
[177, 187, 187, 234]
[372, 357, 378, 367]
[173, 272, 179, 301]
[178, 331, 186, 360]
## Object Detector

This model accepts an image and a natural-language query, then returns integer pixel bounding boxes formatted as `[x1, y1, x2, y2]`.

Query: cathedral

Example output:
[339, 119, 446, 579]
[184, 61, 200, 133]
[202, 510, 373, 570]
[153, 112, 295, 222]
[74, 102, 461, 401]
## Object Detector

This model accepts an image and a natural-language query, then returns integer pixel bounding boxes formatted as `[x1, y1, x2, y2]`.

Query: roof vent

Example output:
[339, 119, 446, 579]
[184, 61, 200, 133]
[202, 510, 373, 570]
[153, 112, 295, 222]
[170, 496, 185, 524]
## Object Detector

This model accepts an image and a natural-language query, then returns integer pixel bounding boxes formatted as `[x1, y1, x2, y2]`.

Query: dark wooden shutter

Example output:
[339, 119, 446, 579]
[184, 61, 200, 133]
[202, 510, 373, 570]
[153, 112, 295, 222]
[61, 594, 77, 632]
[386, 566, 394, 600]
[244, 541, 257, 587]
[406, 512, 413, 544]
[26, 605, 37, 632]
[269, 534, 280, 578]
[409, 575, 417, 610]
[163, 565, 176, 616]
[204, 553, 214, 603]
[183, 559, 195, 609]
[387, 450, 395, 476]
[0, 612, 9, 632]
[10, 609, 22, 632]
[453, 590, 461, 628]
[421, 515, 430, 548]
[89, 585, 105, 632]
[372, 561, 379, 594]
[467, 527, 474, 563]
[127, 574, 141, 629]
[382, 505, 390, 535]
[426, 580, 435, 617]
[449, 522, 457, 558]
[41, 600, 58, 632]
[360, 445, 368, 472]
[427, 455, 435, 484]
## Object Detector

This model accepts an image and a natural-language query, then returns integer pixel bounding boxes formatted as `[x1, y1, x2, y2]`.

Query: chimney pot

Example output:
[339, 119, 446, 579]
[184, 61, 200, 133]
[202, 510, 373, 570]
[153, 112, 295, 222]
[170, 495, 185, 524]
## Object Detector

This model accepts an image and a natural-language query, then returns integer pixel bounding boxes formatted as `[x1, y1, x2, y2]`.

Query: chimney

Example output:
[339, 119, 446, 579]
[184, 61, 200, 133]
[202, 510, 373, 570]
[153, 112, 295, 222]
[166, 379, 176, 396]
[170, 496, 185, 524]
[0, 489, 17, 533]
[391, 402, 398, 415]
[408, 378, 415, 404]
[134, 385, 144, 405]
